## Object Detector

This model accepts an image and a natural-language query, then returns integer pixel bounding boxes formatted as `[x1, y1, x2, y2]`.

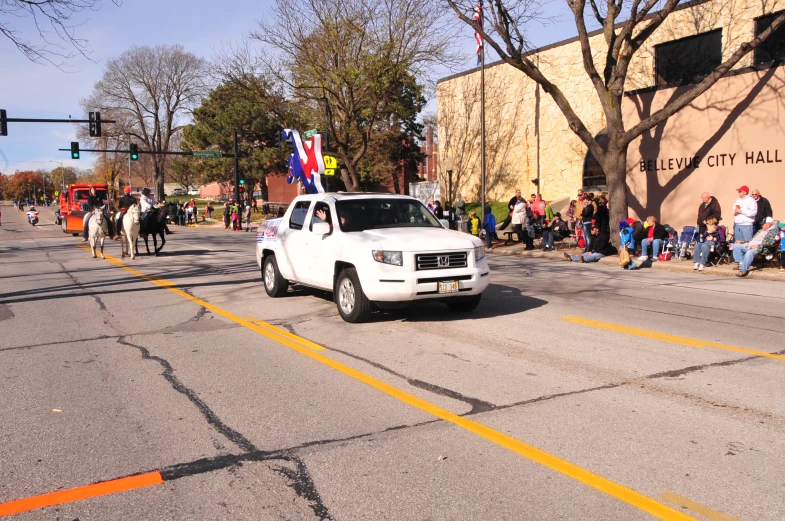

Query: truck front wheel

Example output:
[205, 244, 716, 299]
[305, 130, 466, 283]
[335, 268, 372, 323]
[263, 255, 289, 297]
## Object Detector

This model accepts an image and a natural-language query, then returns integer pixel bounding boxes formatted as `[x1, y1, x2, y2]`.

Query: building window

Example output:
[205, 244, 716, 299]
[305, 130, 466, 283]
[655, 29, 723, 85]
[582, 133, 608, 188]
[755, 11, 785, 65]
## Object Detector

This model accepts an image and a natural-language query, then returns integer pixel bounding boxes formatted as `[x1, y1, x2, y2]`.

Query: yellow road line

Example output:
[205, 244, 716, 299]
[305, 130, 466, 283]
[562, 316, 785, 362]
[660, 491, 740, 521]
[241, 315, 325, 352]
[86, 248, 698, 521]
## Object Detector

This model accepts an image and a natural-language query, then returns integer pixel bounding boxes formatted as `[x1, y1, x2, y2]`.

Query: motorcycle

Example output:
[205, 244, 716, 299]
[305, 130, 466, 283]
[27, 209, 39, 225]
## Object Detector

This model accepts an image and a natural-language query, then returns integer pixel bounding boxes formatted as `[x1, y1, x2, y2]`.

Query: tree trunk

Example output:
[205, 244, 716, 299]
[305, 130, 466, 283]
[340, 167, 359, 192]
[391, 167, 401, 194]
[603, 145, 629, 247]
[154, 159, 165, 202]
[260, 176, 269, 201]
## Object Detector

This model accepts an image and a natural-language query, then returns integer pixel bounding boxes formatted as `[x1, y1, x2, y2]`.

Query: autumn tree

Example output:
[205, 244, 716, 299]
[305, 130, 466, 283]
[253, 0, 454, 192]
[1, 0, 121, 66]
[84, 45, 209, 200]
[447, 0, 785, 238]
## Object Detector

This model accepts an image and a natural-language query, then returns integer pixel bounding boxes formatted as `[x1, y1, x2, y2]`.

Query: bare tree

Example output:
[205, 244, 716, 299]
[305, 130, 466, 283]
[84, 45, 209, 200]
[446, 0, 785, 238]
[1, 0, 121, 66]
[438, 74, 522, 202]
[252, 0, 456, 192]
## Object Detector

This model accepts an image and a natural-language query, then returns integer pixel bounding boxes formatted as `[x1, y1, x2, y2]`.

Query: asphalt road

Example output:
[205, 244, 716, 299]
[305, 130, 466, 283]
[1, 201, 784, 521]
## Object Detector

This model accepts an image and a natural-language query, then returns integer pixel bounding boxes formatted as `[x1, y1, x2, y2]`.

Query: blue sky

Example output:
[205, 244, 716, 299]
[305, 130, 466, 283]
[0, 0, 576, 175]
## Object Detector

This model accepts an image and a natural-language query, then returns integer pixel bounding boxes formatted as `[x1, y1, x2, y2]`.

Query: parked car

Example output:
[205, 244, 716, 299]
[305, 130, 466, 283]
[256, 193, 490, 323]
[187, 187, 200, 196]
[170, 188, 187, 196]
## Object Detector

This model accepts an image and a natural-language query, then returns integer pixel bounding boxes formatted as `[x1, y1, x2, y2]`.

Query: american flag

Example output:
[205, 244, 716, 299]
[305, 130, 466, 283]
[474, 1, 484, 65]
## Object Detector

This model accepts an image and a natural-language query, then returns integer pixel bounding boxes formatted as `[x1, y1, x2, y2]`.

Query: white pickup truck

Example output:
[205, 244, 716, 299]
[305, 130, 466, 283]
[256, 193, 490, 322]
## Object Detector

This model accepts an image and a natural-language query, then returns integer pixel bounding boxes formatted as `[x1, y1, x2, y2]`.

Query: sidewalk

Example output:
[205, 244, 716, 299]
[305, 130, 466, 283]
[487, 240, 784, 282]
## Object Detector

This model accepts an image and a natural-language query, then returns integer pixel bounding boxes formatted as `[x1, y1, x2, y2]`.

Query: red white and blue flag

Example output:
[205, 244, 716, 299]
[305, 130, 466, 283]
[474, 1, 484, 66]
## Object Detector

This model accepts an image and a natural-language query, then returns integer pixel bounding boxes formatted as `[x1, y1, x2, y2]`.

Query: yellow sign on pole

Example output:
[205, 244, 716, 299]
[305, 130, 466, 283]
[324, 169, 336, 176]
[323, 155, 338, 169]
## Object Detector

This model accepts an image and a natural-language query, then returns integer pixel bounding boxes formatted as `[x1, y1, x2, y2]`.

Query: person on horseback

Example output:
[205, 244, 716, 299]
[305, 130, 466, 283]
[82, 185, 114, 242]
[140, 187, 154, 215]
[114, 186, 137, 240]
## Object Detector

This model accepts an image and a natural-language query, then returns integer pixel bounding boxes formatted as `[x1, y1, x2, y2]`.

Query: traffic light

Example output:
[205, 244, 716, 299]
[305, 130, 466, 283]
[89, 112, 102, 137]
[130, 144, 139, 161]
[71, 142, 80, 159]
[239, 179, 245, 185]
[0, 109, 7, 136]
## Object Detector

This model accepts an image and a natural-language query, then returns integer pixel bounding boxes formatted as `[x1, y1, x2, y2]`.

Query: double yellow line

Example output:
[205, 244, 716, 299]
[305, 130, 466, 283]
[562, 316, 785, 361]
[68, 249, 701, 521]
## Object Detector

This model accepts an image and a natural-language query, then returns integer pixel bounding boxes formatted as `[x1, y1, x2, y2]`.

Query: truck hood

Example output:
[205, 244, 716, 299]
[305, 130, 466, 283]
[350, 227, 482, 251]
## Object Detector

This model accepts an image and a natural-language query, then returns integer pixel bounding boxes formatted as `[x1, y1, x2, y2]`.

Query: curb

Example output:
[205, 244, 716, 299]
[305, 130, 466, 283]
[487, 246, 784, 282]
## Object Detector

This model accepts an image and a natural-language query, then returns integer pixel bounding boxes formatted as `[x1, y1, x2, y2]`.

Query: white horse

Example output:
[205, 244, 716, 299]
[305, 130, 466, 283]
[88, 206, 108, 259]
[120, 204, 141, 260]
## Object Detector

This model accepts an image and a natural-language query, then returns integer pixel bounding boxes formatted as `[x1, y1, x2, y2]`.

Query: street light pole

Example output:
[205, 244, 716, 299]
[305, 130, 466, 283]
[443, 157, 455, 230]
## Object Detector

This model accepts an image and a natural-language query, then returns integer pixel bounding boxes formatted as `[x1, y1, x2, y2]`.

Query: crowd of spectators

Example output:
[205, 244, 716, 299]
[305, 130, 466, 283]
[479, 183, 783, 277]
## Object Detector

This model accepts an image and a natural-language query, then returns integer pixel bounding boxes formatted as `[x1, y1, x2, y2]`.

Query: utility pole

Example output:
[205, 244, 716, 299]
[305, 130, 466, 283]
[233, 131, 240, 203]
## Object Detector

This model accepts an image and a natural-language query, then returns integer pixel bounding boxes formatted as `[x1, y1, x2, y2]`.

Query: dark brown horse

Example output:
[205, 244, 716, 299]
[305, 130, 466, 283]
[138, 205, 170, 256]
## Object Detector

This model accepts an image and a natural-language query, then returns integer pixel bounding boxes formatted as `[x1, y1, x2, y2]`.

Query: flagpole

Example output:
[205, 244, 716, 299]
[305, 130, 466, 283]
[480, 37, 487, 228]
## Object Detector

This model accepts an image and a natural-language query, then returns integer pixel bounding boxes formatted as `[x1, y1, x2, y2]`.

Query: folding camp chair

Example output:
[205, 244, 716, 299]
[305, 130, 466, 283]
[675, 226, 697, 261]
[707, 225, 730, 266]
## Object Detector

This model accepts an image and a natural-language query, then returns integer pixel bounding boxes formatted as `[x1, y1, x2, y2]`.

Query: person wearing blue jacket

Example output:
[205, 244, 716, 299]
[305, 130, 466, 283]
[482, 206, 496, 250]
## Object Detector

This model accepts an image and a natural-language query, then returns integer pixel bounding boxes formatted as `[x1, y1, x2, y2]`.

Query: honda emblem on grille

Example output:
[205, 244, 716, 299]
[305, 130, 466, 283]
[438, 255, 449, 267]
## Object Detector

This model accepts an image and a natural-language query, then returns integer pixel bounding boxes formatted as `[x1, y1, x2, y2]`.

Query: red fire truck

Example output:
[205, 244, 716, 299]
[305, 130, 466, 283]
[58, 184, 113, 236]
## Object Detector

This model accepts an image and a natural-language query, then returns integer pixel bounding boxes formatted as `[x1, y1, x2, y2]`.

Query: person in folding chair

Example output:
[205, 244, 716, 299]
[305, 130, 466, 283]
[693, 218, 720, 272]
[733, 217, 780, 277]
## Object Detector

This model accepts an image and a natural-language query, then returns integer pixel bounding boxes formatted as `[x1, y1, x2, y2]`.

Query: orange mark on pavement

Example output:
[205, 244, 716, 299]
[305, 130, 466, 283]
[0, 472, 164, 517]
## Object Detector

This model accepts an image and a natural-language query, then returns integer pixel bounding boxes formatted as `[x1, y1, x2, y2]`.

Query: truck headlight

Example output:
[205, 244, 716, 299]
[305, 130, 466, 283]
[474, 245, 486, 262]
[372, 250, 403, 266]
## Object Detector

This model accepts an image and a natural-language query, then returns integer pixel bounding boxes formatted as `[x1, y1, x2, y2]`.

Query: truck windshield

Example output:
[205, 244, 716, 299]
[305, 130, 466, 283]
[335, 199, 442, 232]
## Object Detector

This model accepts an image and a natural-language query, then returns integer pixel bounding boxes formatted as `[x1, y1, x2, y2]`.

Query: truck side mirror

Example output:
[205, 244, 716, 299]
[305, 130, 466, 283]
[312, 222, 331, 235]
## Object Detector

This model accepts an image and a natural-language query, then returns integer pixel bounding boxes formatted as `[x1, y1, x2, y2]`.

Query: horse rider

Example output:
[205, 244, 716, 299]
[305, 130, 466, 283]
[82, 186, 114, 242]
[114, 186, 137, 240]
[140, 187, 154, 215]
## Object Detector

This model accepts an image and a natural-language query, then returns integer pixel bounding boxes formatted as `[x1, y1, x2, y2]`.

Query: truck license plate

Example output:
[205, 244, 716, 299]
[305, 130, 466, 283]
[438, 281, 459, 294]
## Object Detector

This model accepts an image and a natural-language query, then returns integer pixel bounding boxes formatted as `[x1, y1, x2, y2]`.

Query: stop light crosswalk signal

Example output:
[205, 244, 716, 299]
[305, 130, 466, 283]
[130, 144, 139, 161]
[0, 110, 7, 136]
[71, 142, 80, 159]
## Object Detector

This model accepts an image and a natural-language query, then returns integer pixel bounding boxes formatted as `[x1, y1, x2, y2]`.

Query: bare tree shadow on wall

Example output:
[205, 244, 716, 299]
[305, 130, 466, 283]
[626, 65, 781, 221]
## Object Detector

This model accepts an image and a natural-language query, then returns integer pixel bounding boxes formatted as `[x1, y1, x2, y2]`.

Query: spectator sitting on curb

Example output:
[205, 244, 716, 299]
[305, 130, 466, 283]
[692, 217, 720, 272]
[638, 216, 668, 261]
[563, 225, 617, 263]
[733, 217, 780, 277]
[541, 213, 567, 251]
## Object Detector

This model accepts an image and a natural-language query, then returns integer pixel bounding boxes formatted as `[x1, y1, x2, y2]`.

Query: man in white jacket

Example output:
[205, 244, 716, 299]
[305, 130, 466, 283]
[732, 185, 757, 242]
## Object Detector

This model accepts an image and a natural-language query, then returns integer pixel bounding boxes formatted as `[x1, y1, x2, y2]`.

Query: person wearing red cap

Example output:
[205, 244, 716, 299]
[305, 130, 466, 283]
[732, 185, 757, 242]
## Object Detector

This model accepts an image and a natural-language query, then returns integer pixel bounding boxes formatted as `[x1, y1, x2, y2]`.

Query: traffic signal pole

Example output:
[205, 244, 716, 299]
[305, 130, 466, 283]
[1, 111, 114, 137]
[233, 131, 240, 203]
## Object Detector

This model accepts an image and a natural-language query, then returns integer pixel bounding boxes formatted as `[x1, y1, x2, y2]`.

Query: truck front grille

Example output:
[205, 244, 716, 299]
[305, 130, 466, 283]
[415, 252, 468, 270]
